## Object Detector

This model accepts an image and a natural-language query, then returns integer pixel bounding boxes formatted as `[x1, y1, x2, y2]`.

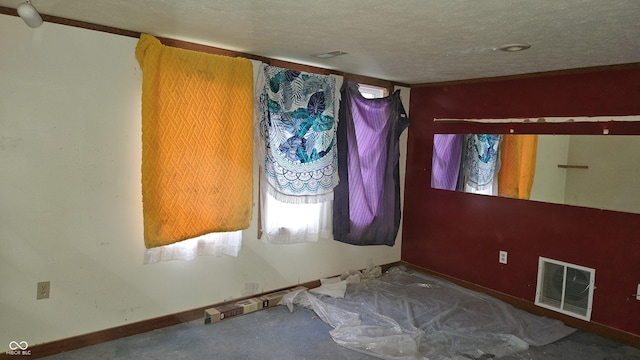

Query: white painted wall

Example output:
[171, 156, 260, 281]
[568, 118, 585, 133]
[0, 15, 408, 351]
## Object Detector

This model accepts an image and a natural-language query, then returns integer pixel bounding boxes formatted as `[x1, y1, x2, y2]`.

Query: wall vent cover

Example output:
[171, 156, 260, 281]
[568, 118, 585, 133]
[535, 257, 595, 321]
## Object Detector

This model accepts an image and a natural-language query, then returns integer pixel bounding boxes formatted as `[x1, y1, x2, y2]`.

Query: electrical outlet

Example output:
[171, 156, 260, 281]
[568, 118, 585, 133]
[636, 284, 640, 301]
[499, 251, 508, 264]
[37, 281, 50, 300]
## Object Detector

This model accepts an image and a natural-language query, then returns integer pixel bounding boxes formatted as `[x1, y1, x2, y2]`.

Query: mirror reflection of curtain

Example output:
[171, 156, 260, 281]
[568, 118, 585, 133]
[458, 134, 502, 195]
[432, 133, 539, 200]
[498, 135, 538, 200]
[431, 134, 463, 191]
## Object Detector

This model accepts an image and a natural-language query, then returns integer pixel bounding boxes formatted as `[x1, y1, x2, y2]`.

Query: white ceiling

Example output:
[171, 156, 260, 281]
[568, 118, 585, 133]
[2, 0, 639, 84]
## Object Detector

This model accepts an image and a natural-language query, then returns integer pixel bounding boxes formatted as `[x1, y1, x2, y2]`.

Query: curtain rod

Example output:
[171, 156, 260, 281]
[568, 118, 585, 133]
[0, 6, 409, 92]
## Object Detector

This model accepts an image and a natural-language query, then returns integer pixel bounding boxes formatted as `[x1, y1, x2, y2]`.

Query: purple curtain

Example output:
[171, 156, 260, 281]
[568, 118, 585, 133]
[431, 134, 463, 190]
[333, 81, 409, 246]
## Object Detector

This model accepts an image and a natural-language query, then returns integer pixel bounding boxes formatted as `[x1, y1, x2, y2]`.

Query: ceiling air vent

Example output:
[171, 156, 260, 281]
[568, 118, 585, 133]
[535, 257, 595, 321]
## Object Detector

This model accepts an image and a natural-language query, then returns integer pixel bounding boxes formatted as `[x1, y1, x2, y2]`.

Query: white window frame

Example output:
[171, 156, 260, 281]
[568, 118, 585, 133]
[358, 84, 387, 99]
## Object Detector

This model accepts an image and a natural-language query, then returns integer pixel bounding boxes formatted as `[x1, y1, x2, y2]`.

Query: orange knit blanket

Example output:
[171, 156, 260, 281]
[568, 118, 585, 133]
[136, 34, 253, 248]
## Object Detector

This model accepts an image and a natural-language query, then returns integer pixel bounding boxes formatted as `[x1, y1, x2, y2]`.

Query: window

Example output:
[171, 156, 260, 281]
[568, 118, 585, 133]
[136, 34, 253, 260]
[256, 65, 338, 244]
[358, 83, 388, 99]
[144, 231, 242, 263]
[260, 189, 333, 244]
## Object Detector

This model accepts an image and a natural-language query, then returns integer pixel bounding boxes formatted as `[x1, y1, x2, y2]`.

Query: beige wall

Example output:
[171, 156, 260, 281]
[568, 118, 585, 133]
[529, 134, 639, 214]
[565, 135, 640, 213]
[0, 14, 409, 350]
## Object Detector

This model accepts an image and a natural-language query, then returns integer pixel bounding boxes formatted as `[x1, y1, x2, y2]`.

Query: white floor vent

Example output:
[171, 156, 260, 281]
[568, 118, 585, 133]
[535, 257, 595, 321]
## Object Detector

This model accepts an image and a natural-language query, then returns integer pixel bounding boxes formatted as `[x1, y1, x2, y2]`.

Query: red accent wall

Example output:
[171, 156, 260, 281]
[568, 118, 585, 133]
[402, 67, 640, 335]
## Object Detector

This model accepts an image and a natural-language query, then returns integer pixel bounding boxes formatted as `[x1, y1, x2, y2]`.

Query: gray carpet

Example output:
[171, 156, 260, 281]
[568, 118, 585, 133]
[43, 306, 373, 360]
[41, 305, 640, 360]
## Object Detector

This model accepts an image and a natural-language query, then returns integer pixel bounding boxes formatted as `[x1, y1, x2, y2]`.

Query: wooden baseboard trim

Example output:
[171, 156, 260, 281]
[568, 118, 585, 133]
[401, 261, 640, 349]
[2, 261, 402, 359]
[2, 282, 315, 359]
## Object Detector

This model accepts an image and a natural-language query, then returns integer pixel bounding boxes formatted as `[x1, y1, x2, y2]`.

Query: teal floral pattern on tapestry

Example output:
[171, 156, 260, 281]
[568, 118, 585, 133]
[258, 65, 338, 202]
[460, 134, 502, 191]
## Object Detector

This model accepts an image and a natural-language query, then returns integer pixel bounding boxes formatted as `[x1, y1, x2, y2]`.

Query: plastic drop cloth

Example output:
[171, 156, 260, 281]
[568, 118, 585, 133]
[281, 266, 576, 360]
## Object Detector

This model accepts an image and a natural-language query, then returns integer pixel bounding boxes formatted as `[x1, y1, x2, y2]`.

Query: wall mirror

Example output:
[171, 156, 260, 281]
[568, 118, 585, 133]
[432, 133, 640, 214]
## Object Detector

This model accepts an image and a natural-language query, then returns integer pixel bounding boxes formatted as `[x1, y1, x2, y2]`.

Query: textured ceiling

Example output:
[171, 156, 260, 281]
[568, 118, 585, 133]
[1, 0, 639, 84]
